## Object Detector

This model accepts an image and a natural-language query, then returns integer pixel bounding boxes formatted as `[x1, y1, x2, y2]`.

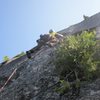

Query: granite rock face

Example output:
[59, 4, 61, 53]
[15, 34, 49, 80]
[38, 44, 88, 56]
[0, 12, 100, 100]
[77, 79, 100, 100]
[0, 44, 100, 100]
[0, 46, 60, 100]
[58, 12, 100, 39]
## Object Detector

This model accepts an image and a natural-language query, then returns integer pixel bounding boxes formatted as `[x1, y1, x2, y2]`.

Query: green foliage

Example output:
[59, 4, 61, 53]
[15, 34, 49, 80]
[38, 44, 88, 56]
[54, 31, 100, 95]
[3, 56, 10, 62]
[13, 52, 25, 58]
[55, 31, 99, 80]
[55, 80, 70, 94]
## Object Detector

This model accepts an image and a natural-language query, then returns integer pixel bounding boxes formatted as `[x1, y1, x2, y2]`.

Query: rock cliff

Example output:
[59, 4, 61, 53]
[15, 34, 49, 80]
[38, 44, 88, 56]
[0, 44, 100, 100]
[0, 12, 100, 100]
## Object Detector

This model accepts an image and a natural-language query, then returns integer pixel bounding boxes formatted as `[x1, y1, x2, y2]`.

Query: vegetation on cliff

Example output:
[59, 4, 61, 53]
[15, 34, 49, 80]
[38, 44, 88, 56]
[3, 56, 10, 62]
[55, 31, 100, 97]
[13, 52, 25, 58]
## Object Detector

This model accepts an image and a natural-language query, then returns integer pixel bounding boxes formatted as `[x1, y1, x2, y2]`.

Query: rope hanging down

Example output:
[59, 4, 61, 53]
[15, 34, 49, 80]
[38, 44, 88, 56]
[0, 68, 17, 93]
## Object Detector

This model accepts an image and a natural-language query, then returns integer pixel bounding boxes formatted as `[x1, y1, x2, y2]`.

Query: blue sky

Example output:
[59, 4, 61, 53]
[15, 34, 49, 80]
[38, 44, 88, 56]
[0, 0, 100, 62]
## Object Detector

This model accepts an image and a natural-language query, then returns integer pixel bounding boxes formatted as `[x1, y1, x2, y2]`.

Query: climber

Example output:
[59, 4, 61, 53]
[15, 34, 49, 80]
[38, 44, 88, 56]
[49, 29, 57, 39]
[26, 30, 64, 59]
[46, 29, 64, 46]
[49, 29, 63, 40]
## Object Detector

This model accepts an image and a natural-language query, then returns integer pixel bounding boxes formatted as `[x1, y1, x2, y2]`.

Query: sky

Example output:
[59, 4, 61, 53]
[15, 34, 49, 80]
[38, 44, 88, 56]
[0, 0, 100, 62]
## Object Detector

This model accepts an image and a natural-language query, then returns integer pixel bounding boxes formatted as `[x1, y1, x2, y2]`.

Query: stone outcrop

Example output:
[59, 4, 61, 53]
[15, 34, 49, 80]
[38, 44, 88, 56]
[58, 12, 100, 39]
[0, 44, 100, 100]
[0, 45, 60, 100]
[0, 12, 100, 100]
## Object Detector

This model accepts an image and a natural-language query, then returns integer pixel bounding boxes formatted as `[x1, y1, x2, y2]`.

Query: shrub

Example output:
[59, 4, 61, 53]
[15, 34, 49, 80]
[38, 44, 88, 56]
[3, 56, 10, 62]
[13, 52, 25, 58]
[54, 31, 100, 96]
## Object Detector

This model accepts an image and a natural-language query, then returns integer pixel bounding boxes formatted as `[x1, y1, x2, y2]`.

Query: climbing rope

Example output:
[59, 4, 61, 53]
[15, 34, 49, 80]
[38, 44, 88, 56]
[0, 68, 17, 93]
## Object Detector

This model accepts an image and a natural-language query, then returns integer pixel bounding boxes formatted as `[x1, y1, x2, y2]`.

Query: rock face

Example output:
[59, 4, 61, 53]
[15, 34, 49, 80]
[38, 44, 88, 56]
[0, 45, 100, 100]
[0, 45, 61, 100]
[0, 12, 100, 100]
[58, 12, 100, 39]
[77, 79, 100, 100]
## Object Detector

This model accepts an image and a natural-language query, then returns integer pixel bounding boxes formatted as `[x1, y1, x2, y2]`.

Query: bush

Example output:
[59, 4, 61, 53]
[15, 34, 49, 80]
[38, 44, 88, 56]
[54, 31, 100, 96]
[13, 52, 25, 58]
[3, 56, 10, 62]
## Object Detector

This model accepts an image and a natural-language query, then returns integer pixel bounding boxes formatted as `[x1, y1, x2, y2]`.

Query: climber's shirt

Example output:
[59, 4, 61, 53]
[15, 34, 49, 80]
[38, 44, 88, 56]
[49, 32, 57, 38]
